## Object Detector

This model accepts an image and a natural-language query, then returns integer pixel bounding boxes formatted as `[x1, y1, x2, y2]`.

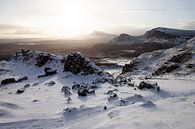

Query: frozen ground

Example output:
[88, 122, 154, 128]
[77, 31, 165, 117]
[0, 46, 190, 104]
[0, 56, 195, 129]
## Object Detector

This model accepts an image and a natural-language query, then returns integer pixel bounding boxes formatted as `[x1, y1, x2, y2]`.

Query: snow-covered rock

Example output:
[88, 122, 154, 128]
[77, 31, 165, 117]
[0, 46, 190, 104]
[122, 36, 195, 76]
[142, 27, 195, 46]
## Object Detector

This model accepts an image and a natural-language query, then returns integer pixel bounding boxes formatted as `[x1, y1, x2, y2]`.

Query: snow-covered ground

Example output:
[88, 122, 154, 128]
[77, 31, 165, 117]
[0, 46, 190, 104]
[0, 51, 195, 129]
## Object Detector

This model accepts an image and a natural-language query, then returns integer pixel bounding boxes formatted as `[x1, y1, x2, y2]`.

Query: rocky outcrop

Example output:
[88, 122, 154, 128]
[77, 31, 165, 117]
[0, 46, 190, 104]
[63, 52, 100, 75]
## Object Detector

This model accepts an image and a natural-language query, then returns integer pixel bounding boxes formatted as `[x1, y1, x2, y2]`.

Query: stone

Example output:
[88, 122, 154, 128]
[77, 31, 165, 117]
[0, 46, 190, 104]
[16, 88, 25, 94]
[24, 84, 30, 89]
[1, 78, 16, 85]
[61, 86, 71, 95]
[138, 81, 160, 91]
[78, 87, 88, 97]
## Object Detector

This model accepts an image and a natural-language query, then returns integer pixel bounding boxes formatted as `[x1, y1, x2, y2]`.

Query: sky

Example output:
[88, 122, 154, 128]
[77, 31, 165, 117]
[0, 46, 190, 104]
[0, 0, 195, 38]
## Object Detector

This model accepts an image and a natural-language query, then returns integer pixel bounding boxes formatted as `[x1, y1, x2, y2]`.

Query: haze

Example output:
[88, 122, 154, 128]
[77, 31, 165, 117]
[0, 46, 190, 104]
[0, 0, 195, 38]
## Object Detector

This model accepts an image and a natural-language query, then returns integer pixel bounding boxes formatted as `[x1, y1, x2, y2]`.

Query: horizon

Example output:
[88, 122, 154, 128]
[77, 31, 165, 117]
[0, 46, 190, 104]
[0, 0, 195, 39]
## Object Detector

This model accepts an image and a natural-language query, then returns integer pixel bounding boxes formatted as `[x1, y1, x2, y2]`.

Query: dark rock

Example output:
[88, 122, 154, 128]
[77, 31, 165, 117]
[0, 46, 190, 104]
[103, 106, 107, 110]
[87, 89, 95, 94]
[38, 67, 57, 78]
[122, 61, 137, 74]
[138, 81, 160, 91]
[1, 78, 16, 85]
[63, 52, 97, 75]
[45, 81, 55, 86]
[64, 107, 77, 113]
[24, 84, 30, 89]
[134, 88, 137, 90]
[61, 86, 71, 95]
[72, 84, 80, 90]
[108, 93, 118, 101]
[32, 99, 40, 102]
[119, 99, 127, 106]
[16, 88, 25, 94]
[36, 55, 51, 67]
[168, 51, 192, 64]
[67, 97, 72, 103]
[78, 87, 88, 96]
[153, 63, 179, 76]
[16, 76, 28, 82]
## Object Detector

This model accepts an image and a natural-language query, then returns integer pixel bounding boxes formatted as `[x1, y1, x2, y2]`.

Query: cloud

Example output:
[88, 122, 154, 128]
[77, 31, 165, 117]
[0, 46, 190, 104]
[115, 8, 195, 13]
[0, 24, 47, 38]
[182, 21, 195, 29]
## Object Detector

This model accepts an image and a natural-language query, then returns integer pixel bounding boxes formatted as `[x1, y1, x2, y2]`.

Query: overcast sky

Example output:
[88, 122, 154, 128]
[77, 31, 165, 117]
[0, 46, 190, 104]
[0, 0, 195, 38]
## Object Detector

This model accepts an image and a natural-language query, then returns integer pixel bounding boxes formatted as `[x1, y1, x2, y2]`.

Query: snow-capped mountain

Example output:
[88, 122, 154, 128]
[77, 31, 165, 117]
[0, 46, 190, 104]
[109, 33, 141, 45]
[122, 36, 195, 76]
[109, 27, 195, 46]
[142, 27, 195, 46]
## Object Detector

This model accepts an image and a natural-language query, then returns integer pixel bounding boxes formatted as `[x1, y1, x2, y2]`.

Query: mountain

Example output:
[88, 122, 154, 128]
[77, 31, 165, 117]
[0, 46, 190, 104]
[122, 36, 195, 76]
[142, 27, 195, 46]
[109, 27, 195, 47]
[109, 33, 141, 45]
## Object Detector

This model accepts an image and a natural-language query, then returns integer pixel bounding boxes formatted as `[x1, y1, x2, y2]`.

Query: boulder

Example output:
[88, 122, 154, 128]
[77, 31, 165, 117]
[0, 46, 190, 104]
[1, 78, 16, 85]
[36, 54, 51, 67]
[122, 61, 137, 74]
[16, 76, 28, 82]
[24, 84, 30, 89]
[45, 81, 55, 86]
[108, 93, 118, 101]
[16, 88, 25, 94]
[61, 86, 71, 95]
[63, 52, 99, 75]
[78, 87, 88, 96]
[138, 81, 160, 92]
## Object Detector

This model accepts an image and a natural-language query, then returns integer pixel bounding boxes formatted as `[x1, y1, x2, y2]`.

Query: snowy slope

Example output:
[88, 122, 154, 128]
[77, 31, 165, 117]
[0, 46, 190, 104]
[122, 37, 195, 77]
[0, 50, 195, 129]
[142, 27, 195, 46]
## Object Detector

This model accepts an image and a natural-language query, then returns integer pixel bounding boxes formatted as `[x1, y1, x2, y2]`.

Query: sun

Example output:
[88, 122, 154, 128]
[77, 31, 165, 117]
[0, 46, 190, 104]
[51, 1, 93, 37]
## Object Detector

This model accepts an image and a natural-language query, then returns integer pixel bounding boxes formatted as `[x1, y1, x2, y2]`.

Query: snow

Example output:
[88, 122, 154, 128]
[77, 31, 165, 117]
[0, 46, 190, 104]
[0, 49, 195, 129]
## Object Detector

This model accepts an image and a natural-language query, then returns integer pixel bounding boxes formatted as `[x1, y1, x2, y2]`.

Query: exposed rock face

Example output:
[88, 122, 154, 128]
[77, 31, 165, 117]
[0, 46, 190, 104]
[63, 52, 100, 75]
[1, 76, 28, 85]
[138, 81, 160, 92]
[143, 27, 195, 45]
[109, 33, 140, 45]
[122, 61, 137, 74]
[11, 50, 60, 68]
[121, 37, 195, 76]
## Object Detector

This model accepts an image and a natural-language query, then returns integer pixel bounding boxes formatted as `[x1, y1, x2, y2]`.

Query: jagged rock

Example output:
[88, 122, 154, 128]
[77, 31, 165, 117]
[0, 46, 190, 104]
[168, 51, 192, 63]
[24, 84, 30, 89]
[78, 87, 88, 96]
[16, 76, 28, 82]
[138, 81, 160, 91]
[108, 93, 118, 101]
[72, 84, 80, 90]
[45, 81, 55, 86]
[16, 88, 25, 94]
[38, 67, 57, 78]
[63, 52, 99, 75]
[1, 78, 16, 85]
[32, 82, 39, 86]
[119, 99, 127, 106]
[63, 107, 77, 113]
[66, 97, 72, 103]
[122, 61, 137, 74]
[153, 63, 179, 76]
[61, 86, 71, 95]
[36, 55, 51, 67]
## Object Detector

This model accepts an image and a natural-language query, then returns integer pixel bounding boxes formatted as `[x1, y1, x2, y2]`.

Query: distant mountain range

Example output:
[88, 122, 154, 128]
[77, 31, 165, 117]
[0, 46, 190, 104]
[109, 27, 195, 46]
